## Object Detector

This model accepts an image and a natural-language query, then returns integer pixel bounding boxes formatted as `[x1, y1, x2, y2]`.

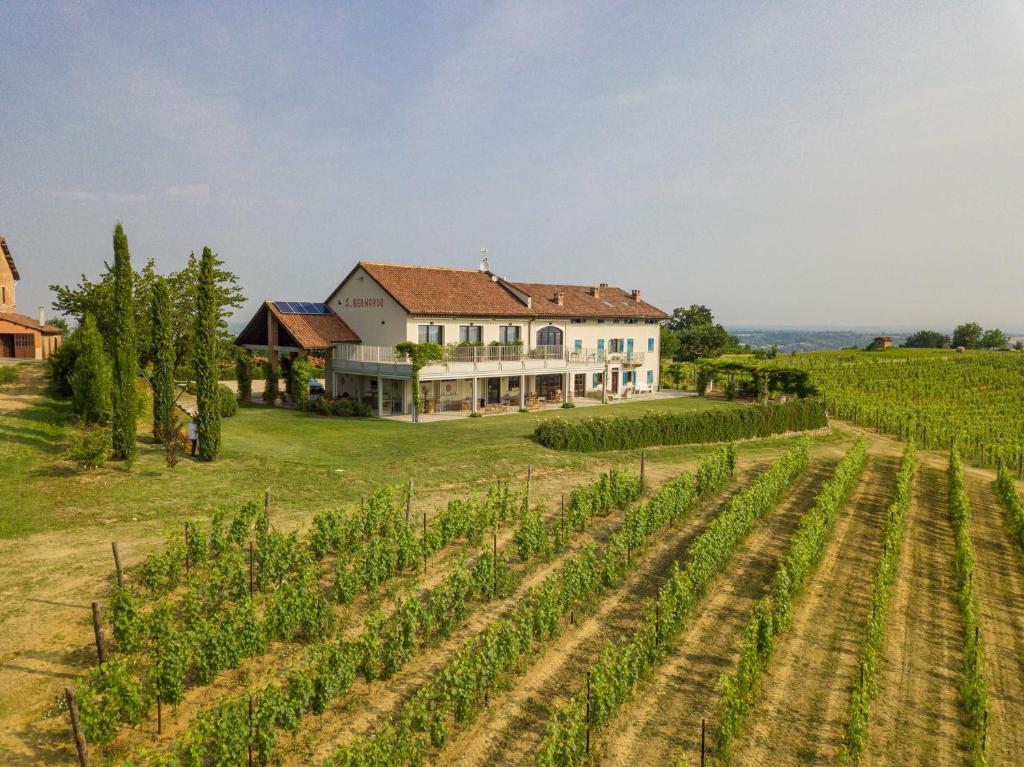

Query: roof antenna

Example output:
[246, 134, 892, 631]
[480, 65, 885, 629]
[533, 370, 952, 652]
[479, 248, 489, 273]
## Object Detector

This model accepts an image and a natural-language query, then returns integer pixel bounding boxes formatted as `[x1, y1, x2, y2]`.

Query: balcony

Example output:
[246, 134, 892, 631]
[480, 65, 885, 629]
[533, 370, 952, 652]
[331, 343, 626, 378]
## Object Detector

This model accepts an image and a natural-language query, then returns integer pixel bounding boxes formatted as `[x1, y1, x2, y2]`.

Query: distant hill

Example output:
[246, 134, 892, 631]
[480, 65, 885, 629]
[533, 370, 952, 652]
[730, 328, 911, 353]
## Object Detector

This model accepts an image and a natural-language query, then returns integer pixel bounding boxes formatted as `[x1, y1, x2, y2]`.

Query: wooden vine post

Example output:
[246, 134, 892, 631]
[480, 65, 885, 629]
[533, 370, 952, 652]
[64, 686, 90, 767]
[640, 451, 646, 486]
[111, 542, 124, 587]
[700, 718, 706, 767]
[423, 508, 428, 573]
[264, 488, 271, 527]
[526, 463, 532, 509]
[90, 601, 107, 668]
[184, 523, 190, 576]
[248, 540, 255, 597]
[492, 529, 498, 598]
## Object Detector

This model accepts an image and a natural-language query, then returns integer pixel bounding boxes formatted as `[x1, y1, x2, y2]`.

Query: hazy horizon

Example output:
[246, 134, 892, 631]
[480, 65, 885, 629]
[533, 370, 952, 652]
[3, 2, 1023, 329]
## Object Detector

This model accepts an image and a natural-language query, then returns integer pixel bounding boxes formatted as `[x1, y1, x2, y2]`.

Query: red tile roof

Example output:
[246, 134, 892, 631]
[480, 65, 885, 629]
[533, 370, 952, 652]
[269, 303, 360, 348]
[234, 302, 359, 350]
[356, 262, 530, 317]
[0, 311, 63, 334]
[344, 262, 668, 320]
[509, 281, 668, 319]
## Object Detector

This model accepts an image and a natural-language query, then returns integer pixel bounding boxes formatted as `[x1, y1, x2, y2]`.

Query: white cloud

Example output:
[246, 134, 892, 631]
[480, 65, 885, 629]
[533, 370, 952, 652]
[38, 187, 97, 202]
[107, 192, 150, 205]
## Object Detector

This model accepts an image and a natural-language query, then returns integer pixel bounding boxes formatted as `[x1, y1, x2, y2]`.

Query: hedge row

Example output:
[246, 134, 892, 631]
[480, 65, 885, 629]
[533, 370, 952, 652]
[716, 437, 869, 757]
[948, 448, 990, 767]
[841, 440, 916, 764]
[534, 399, 826, 451]
[993, 466, 1024, 557]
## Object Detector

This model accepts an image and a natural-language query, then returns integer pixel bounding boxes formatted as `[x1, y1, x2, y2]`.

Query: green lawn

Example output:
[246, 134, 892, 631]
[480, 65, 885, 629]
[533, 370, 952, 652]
[0, 389, 737, 539]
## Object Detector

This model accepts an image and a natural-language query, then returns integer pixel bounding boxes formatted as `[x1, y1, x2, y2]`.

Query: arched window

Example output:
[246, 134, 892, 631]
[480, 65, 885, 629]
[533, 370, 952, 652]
[536, 325, 563, 347]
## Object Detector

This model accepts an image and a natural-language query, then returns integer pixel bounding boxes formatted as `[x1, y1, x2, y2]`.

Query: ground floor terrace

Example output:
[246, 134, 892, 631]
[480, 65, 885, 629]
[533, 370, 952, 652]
[330, 366, 653, 417]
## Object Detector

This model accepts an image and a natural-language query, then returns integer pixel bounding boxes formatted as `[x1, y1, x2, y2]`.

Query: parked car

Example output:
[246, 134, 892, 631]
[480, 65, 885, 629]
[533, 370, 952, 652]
[309, 379, 325, 398]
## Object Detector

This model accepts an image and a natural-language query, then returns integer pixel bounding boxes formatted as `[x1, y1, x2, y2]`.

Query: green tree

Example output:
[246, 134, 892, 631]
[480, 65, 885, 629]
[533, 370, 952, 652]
[110, 224, 138, 460]
[150, 276, 176, 443]
[952, 322, 983, 349]
[194, 247, 222, 459]
[980, 328, 1008, 349]
[71, 315, 112, 424]
[50, 251, 244, 372]
[902, 330, 950, 349]
[666, 304, 715, 332]
[394, 341, 444, 422]
[659, 326, 681, 359]
[663, 305, 744, 361]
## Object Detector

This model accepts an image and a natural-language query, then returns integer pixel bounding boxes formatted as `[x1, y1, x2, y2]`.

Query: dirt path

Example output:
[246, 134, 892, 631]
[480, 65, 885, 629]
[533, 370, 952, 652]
[728, 450, 895, 766]
[964, 471, 1024, 765]
[0, 363, 45, 413]
[576, 455, 841, 767]
[863, 463, 967, 767]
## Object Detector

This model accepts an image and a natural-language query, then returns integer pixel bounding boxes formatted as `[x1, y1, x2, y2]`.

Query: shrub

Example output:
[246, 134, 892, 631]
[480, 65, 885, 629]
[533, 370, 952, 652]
[263, 365, 279, 403]
[70, 315, 113, 424]
[291, 355, 317, 410]
[534, 399, 827, 451]
[218, 384, 239, 417]
[235, 351, 253, 401]
[65, 426, 111, 469]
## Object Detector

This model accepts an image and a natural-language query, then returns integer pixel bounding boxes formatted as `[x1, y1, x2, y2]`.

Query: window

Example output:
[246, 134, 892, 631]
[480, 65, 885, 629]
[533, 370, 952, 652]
[623, 371, 634, 385]
[418, 325, 443, 344]
[609, 338, 624, 353]
[597, 339, 605, 352]
[592, 372, 603, 387]
[645, 319, 658, 324]
[648, 337, 655, 352]
[499, 325, 521, 344]
[574, 339, 583, 352]
[536, 325, 563, 347]
[459, 325, 482, 344]
[597, 319, 605, 324]
[647, 369, 654, 385]
[571, 318, 585, 324]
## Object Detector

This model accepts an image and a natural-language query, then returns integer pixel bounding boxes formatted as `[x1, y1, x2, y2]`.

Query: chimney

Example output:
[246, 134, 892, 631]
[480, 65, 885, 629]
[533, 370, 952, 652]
[591, 286, 601, 299]
[554, 291, 565, 306]
[479, 248, 489, 272]
[631, 289, 641, 302]
[38, 306, 45, 326]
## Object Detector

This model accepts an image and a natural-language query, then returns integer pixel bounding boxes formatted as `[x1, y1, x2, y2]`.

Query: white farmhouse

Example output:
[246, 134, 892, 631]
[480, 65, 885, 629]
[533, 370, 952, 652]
[236, 260, 668, 417]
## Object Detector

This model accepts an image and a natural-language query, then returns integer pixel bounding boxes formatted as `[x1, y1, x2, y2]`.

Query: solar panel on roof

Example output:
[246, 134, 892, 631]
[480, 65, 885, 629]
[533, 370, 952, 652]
[273, 301, 330, 314]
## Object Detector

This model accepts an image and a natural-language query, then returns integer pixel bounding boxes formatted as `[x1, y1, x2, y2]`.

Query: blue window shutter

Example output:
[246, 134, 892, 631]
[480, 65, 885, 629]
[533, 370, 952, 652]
[648, 337, 655, 352]
[627, 338, 634, 353]
[574, 339, 582, 351]
[647, 369, 654, 384]
[597, 339, 605, 351]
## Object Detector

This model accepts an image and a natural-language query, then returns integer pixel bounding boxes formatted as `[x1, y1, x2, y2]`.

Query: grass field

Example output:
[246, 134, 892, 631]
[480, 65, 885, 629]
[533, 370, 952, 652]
[2, 361, 1023, 767]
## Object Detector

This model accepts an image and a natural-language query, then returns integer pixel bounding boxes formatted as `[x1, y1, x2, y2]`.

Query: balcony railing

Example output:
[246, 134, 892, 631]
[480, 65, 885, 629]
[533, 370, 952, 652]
[333, 343, 646, 369]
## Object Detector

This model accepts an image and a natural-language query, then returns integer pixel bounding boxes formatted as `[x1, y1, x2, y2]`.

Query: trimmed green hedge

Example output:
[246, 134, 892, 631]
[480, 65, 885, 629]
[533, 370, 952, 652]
[534, 399, 827, 451]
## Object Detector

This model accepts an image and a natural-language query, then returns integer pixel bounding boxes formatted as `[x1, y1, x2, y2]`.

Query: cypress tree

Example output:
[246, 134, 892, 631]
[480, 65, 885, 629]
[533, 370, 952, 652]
[150, 276, 175, 442]
[194, 247, 221, 459]
[111, 223, 138, 459]
[71, 314, 113, 424]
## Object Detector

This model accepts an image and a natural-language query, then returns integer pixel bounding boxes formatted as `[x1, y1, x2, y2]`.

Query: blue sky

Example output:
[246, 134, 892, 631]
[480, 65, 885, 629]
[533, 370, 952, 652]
[2, 1, 1023, 329]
